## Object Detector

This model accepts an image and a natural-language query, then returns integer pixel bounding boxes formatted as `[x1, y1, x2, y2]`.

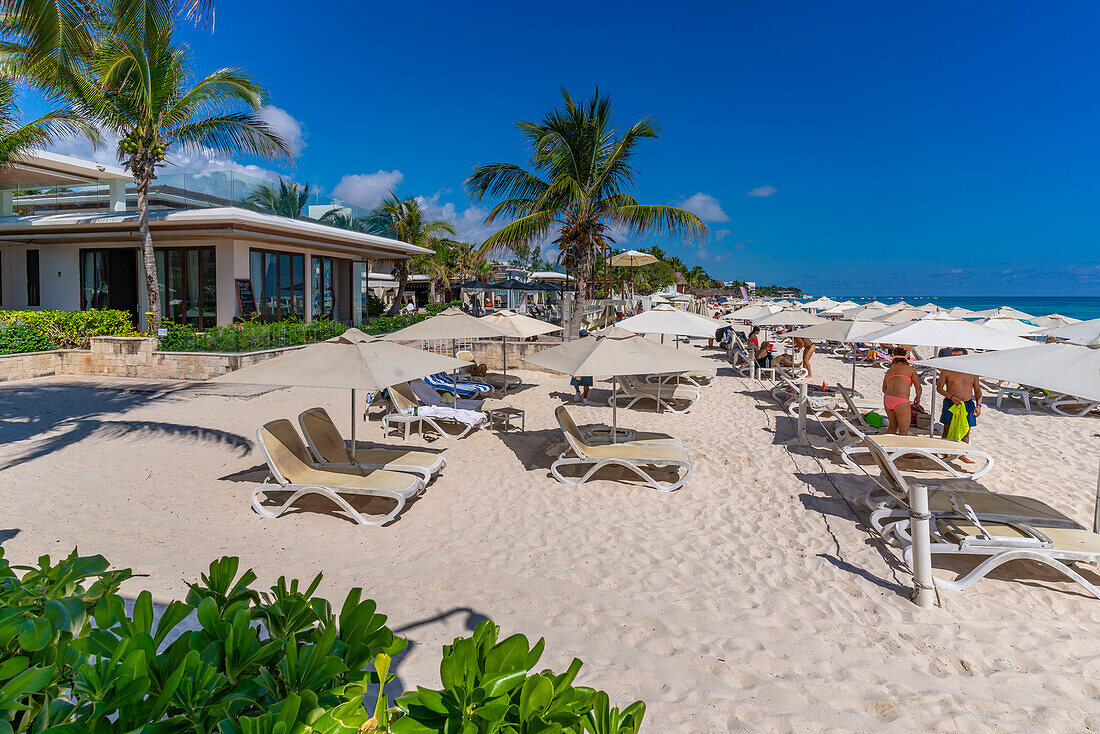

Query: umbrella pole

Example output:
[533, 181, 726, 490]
[451, 340, 458, 402]
[350, 388, 357, 462]
[612, 376, 618, 444]
[501, 337, 507, 397]
[850, 345, 856, 392]
[1094, 458, 1100, 534]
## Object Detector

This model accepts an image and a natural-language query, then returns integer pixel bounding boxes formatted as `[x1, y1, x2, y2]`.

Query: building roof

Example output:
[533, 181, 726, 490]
[0, 150, 131, 189]
[0, 206, 428, 259]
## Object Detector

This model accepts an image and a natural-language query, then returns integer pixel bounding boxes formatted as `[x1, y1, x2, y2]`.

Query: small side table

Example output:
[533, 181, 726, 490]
[486, 407, 525, 432]
[382, 412, 421, 440]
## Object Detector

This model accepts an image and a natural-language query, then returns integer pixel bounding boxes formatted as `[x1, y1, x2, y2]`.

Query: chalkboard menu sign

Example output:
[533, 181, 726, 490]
[235, 278, 257, 319]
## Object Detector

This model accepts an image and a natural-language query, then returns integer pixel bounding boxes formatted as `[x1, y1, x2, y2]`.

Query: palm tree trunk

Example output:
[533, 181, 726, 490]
[387, 263, 409, 316]
[137, 166, 161, 328]
[568, 243, 592, 338]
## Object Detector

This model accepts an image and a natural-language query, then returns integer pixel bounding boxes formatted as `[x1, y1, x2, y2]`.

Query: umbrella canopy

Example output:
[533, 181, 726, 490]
[609, 249, 659, 267]
[860, 313, 1034, 350]
[454, 279, 492, 292]
[864, 300, 888, 308]
[650, 294, 671, 304]
[977, 316, 1039, 337]
[847, 306, 894, 321]
[1029, 312, 1082, 327]
[876, 307, 927, 324]
[785, 319, 888, 342]
[944, 306, 979, 319]
[725, 304, 782, 321]
[916, 302, 941, 313]
[523, 327, 715, 377]
[915, 343, 1100, 402]
[972, 306, 1035, 320]
[802, 296, 839, 311]
[1037, 317, 1100, 346]
[486, 278, 546, 291]
[617, 304, 722, 339]
[388, 307, 514, 341]
[1032, 313, 1081, 329]
[752, 309, 829, 327]
[821, 300, 860, 315]
[887, 301, 913, 310]
[481, 309, 562, 340]
[670, 293, 693, 303]
[214, 329, 471, 391]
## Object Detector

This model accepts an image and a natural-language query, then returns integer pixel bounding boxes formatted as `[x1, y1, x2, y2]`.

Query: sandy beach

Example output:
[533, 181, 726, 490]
[1, 344, 1098, 731]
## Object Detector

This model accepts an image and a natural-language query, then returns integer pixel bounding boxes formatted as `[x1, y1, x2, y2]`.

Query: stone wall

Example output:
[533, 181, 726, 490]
[467, 339, 561, 374]
[0, 337, 301, 382]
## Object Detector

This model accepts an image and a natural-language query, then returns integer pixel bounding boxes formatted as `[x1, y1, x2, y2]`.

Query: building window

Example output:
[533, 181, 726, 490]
[26, 249, 39, 307]
[154, 247, 216, 328]
[249, 249, 304, 321]
[80, 249, 139, 327]
[312, 256, 334, 320]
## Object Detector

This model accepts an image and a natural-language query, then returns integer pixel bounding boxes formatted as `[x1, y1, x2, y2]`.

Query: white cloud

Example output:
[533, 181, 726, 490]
[259, 105, 307, 157]
[735, 238, 754, 251]
[674, 192, 729, 222]
[414, 192, 494, 244]
[747, 185, 777, 198]
[713, 228, 731, 242]
[333, 170, 404, 209]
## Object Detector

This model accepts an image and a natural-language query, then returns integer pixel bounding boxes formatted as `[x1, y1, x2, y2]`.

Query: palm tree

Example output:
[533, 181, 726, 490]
[0, 79, 97, 170]
[466, 88, 707, 337]
[319, 209, 366, 231]
[241, 178, 310, 218]
[365, 194, 457, 316]
[5, 0, 291, 324]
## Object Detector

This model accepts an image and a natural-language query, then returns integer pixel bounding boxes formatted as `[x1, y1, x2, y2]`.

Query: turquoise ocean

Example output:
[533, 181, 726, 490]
[827, 296, 1100, 321]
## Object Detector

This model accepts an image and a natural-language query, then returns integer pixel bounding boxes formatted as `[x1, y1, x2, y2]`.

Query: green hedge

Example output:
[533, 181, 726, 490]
[0, 309, 134, 350]
[158, 302, 462, 353]
[0, 549, 645, 733]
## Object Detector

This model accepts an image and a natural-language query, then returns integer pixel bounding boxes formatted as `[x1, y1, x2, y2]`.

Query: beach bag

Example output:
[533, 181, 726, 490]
[946, 402, 970, 441]
[864, 411, 886, 428]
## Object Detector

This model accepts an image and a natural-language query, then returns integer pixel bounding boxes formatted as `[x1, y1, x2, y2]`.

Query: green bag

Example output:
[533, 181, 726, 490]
[864, 411, 886, 428]
[946, 402, 970, 441]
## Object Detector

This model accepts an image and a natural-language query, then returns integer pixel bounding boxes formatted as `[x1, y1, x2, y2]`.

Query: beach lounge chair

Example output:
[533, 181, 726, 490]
[859, 438, 1100, 600]
[409, 379, 486, 411]
[551, 407, 692, 491]
[297, 407, 445, 484]
[824, 409, 995, 479]
[1038, 393, 1100, 418]
[611, 375, 701, 414]
[834, 384, 931, 435]
[254, 420, 421, 526]
[456, 349, 520, 390]
[643, 369, 716, 388]
[382, 382, 486, 439]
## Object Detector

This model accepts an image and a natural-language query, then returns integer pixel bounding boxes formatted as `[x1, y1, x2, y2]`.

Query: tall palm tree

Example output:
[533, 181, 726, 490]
[241, 178, 310, 218]
[466, 88, 707, 336]
[319, 208, 366, 231]
[365, 194, 457, 315]
[10, 0, 292, 324]
[0, 78, 97, 169]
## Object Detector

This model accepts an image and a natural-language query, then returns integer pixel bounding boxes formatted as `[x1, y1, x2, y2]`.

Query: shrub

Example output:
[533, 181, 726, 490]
[0, 309, 133, 350]
[0, 550, 645, 733]
[0, 324, 52, 354]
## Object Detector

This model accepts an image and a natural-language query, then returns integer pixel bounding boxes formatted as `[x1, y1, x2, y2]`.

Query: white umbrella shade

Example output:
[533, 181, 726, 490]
[617, 304, 723, 339]
[802, 297, 839, 311]
[972, 306, 1035, 320]
[751, 309, 829, 327]
[1032, 313, 1082, 329]
[864, 300, 888, 309]
[821, 300, 860, 315]
[726, 304, 782, 321]
[945, 307, 979, 319]
[784, 319, 888, 343]
[977, 316, 1039, 337]
[387, 307, 513, 341]
[214, 329, 472, 459]
[523, 328, 716, 440]
[915, 343, 1100, 402]
[481, 309, 561, 340]
[847, 306, 895, 321]
[916, 302, 941, 313]
[876, 307, 927, 324]
[1037, 317, 1100, 346]
[650, 294, 670, 304]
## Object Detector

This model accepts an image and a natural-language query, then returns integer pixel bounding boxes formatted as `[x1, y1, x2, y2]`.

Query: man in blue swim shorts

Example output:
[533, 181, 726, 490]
[935, 347, 983, 462]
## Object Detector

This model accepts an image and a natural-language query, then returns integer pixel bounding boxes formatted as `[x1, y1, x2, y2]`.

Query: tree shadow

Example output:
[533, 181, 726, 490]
[0, 381, 251, 470]
[383, 607, 493, 698]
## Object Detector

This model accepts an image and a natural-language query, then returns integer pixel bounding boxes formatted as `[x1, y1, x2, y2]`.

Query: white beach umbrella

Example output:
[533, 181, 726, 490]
[887, 301, 913, 311]
[977, 316, 1039, 337]
[214, 329, 471, 459]
[725, 304, 782, 321]
[945, 306, 979, 319]
[916, 302, 941, 313]
[786, 318, 890, 389]
[609, 249, 659, 267]
[821, 300, 860, 315]
[650, 294, 671, 304]
[1032, 313, 1081, 329]
[876, 307, 927, 324]
[480, 309, 562, 394]
[972, 306, 1035, 320]
[752, 309, 829, 327]
[1037, 317, 1100, 346]
[848, 306, 894, 321]
[617, 303, 723, 342]
[802, 296, 839, 311]
[864, 300, 888, 309]
[523, 327, 715, 440]
[861, 313, 1034, 433]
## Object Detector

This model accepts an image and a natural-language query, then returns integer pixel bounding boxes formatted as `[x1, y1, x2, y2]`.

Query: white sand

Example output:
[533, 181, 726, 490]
[1, 345, 1099, 730]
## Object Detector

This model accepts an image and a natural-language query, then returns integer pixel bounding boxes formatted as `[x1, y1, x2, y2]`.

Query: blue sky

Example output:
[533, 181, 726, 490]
[36, 1, 1100, 295]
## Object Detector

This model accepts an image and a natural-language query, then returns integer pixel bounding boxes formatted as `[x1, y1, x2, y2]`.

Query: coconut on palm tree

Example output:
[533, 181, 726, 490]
[241, 178, 310, 218]
[466, 88, 707, 337]
[5, 0, 292, 324]
[365, 194, 457, 315]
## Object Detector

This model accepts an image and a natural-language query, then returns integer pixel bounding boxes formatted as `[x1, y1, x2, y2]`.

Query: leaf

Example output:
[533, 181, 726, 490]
[519, 676, 554, 721]
[43, 597, 86, 636]
[481, 670, 526, 700]
[17, 616, 53, 652]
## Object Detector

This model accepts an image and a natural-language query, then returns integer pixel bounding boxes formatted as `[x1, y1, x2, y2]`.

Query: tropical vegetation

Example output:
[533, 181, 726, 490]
[466, 88, 707, 336]
[0, 548, 645, 732]
[0, 308, 134, 349]
[1, 0, 292, 325]
[240, 177, 311, 217]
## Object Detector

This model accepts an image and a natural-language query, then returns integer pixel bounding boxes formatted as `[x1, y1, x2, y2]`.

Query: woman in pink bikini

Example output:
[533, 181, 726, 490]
[881, 347, 922, 435]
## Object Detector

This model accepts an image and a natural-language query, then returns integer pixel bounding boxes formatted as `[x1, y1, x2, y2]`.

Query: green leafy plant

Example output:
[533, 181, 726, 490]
[0, 324, 52, 354]
[0, 309, 134, 350]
